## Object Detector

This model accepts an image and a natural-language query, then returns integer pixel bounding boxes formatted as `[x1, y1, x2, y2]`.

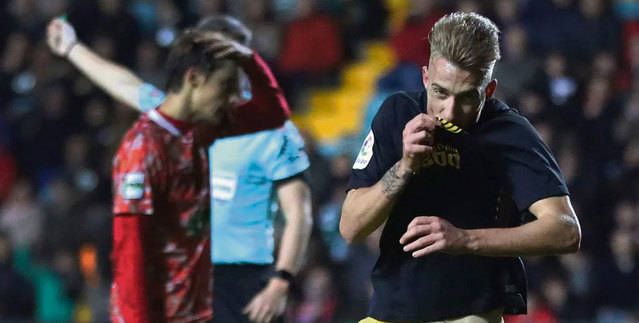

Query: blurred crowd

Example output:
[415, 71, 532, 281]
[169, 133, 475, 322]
[0, 0, 638, 322]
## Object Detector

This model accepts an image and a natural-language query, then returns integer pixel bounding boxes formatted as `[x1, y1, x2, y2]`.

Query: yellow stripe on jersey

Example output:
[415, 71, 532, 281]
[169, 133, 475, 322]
[436, 116, 463, 134]
[360, 317, 391, 323]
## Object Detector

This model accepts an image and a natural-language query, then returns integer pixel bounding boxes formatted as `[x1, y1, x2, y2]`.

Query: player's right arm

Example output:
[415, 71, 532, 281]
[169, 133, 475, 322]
[111, 214, 153, 323]
[111, 131, 164, 322]
[340, 103, 435, 244]
[47, 18, 144, 110]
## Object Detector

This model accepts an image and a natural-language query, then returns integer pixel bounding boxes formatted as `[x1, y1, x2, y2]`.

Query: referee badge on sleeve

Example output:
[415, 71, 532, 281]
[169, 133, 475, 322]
[120, 172, 145, 200]
[353, 130, 374, 170]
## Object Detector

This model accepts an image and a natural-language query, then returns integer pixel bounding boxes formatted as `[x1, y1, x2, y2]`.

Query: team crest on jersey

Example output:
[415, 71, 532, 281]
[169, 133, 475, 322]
[353, 130, 374, 170]
[120, 172, 145, 200]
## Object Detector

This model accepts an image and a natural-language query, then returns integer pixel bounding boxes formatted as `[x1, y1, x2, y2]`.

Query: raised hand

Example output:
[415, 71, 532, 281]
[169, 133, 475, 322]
[46, 18, 78, 57]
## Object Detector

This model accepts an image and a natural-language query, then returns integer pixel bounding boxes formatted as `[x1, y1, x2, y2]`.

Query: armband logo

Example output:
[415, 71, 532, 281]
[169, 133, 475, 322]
[211, 173, 237, 201]
[120, 172, 145, 200]
[353, 130, 374, 170]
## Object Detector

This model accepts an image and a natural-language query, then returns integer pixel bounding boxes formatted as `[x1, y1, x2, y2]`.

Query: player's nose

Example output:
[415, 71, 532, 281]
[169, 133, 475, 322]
[228, 92, 242, 107]
[437, 101, 455, 124]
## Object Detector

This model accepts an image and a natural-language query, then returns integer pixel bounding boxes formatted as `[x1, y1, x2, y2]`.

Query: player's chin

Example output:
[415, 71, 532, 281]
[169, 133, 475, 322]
[216, 108, 233, 123]
[201, 108, 231, 127]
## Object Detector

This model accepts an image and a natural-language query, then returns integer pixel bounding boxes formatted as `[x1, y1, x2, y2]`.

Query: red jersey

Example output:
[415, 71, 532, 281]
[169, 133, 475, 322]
[111, 111, 212, 323]
[110, 53, 289, 323]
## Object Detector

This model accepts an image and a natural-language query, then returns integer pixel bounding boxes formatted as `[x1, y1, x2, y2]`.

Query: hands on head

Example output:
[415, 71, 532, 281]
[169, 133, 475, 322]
[189, 31, 253, 62]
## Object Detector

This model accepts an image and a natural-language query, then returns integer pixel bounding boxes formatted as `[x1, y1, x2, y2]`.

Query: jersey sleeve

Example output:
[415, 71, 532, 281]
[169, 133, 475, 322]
[478, 114, 569, 212]
[111, 215, 154, 323]
[113, 132, 163, 215]
[111, 130, 165, 322]
[262, 121, 310, 181]
[138, 83, 166, 112]
[348, 95, 401, 190]
[228, 53, 290, 136]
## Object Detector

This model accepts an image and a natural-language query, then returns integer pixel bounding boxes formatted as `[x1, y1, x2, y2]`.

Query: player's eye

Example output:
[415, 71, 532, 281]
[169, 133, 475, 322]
[432, 87, 447, 98]
[458, 94, 479, 106]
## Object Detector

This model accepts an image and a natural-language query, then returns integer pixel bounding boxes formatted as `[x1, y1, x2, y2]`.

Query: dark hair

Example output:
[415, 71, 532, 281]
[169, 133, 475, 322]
[196, 15, 252, 46]
[164, 30, 224, 93]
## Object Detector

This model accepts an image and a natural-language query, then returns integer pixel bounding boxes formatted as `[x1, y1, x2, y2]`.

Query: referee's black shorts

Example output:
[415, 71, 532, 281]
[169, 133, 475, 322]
[212, 264, 284, 323]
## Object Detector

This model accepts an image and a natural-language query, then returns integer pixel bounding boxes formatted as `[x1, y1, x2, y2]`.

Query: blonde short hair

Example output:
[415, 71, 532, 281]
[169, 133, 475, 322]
[428, 12, 501, 83]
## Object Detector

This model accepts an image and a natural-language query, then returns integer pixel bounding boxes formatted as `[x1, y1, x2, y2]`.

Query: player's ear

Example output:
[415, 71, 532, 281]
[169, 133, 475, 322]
[185, 68, 206, 88]
[485, 79, 498, 98]
[421, 65, 429, 88]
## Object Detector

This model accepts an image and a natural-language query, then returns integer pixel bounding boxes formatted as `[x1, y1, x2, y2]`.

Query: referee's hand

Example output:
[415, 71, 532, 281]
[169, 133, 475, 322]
[242, 278, 287, 323]
[399, 113, 435, 174]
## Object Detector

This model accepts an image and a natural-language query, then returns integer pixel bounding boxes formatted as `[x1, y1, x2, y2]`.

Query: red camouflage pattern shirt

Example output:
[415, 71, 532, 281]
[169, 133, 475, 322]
[112, 111, 212, 323]
[110, 53, 289, 323]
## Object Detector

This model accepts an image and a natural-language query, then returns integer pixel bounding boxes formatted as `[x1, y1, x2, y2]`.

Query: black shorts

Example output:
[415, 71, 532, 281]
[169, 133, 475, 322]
[212, 264, 284, 323]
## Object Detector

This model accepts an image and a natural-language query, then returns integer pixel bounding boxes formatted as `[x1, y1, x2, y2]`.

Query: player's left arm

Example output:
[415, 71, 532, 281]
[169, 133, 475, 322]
[400, 195, 581, 257]
[467, 195, 580, 256]
[400, 117, 582, 257]
[243, 178, 312, 323]
[243, 125, 312, 323]
[273, 177, 313, 276]
[233, 52, 290, 132]
[194, 33, 290, 135]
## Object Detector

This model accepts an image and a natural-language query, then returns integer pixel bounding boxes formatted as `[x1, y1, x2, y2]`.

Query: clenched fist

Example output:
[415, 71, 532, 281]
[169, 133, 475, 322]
[46, 18, 78, 57]
[399, 113, 436, 174]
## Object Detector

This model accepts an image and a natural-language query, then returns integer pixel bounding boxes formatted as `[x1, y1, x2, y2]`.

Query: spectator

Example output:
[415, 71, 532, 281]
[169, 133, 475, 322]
[290, 266, 337, 323]
[389, 0, 444, 67]
[594, 230, 639, 321]
[493, 25, 539, 105]
[278, 0, 343, 75]
[0, 179, 43, 250]
[0, 230, 35, 322]
[244, 0, 282, 63]
[278, 0, 343, 104]
[0, 143, 16, 205]
[571, 0, 620, 66]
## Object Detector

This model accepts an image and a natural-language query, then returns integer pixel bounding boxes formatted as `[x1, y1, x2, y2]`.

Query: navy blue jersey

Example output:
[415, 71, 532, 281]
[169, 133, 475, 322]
[348, 91, 568, 321]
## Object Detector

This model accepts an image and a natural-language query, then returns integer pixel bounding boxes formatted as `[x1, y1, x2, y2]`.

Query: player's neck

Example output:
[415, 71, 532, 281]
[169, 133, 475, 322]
[158, 95, 192, 122]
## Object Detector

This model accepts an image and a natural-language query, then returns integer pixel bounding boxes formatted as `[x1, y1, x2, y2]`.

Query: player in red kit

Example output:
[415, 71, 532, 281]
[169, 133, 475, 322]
[47, 15, 305, 322]
[111, 111, 213, 322]
[105, 30, 289, 322]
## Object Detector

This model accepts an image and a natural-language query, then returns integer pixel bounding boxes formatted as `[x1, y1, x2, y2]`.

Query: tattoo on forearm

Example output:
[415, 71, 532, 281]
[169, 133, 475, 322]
[381, 163, 411, 197]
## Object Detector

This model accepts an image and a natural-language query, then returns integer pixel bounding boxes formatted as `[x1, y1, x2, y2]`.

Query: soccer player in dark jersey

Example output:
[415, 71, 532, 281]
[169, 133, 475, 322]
[69, 29, 287, 321]
[340, 12, 582, 323]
